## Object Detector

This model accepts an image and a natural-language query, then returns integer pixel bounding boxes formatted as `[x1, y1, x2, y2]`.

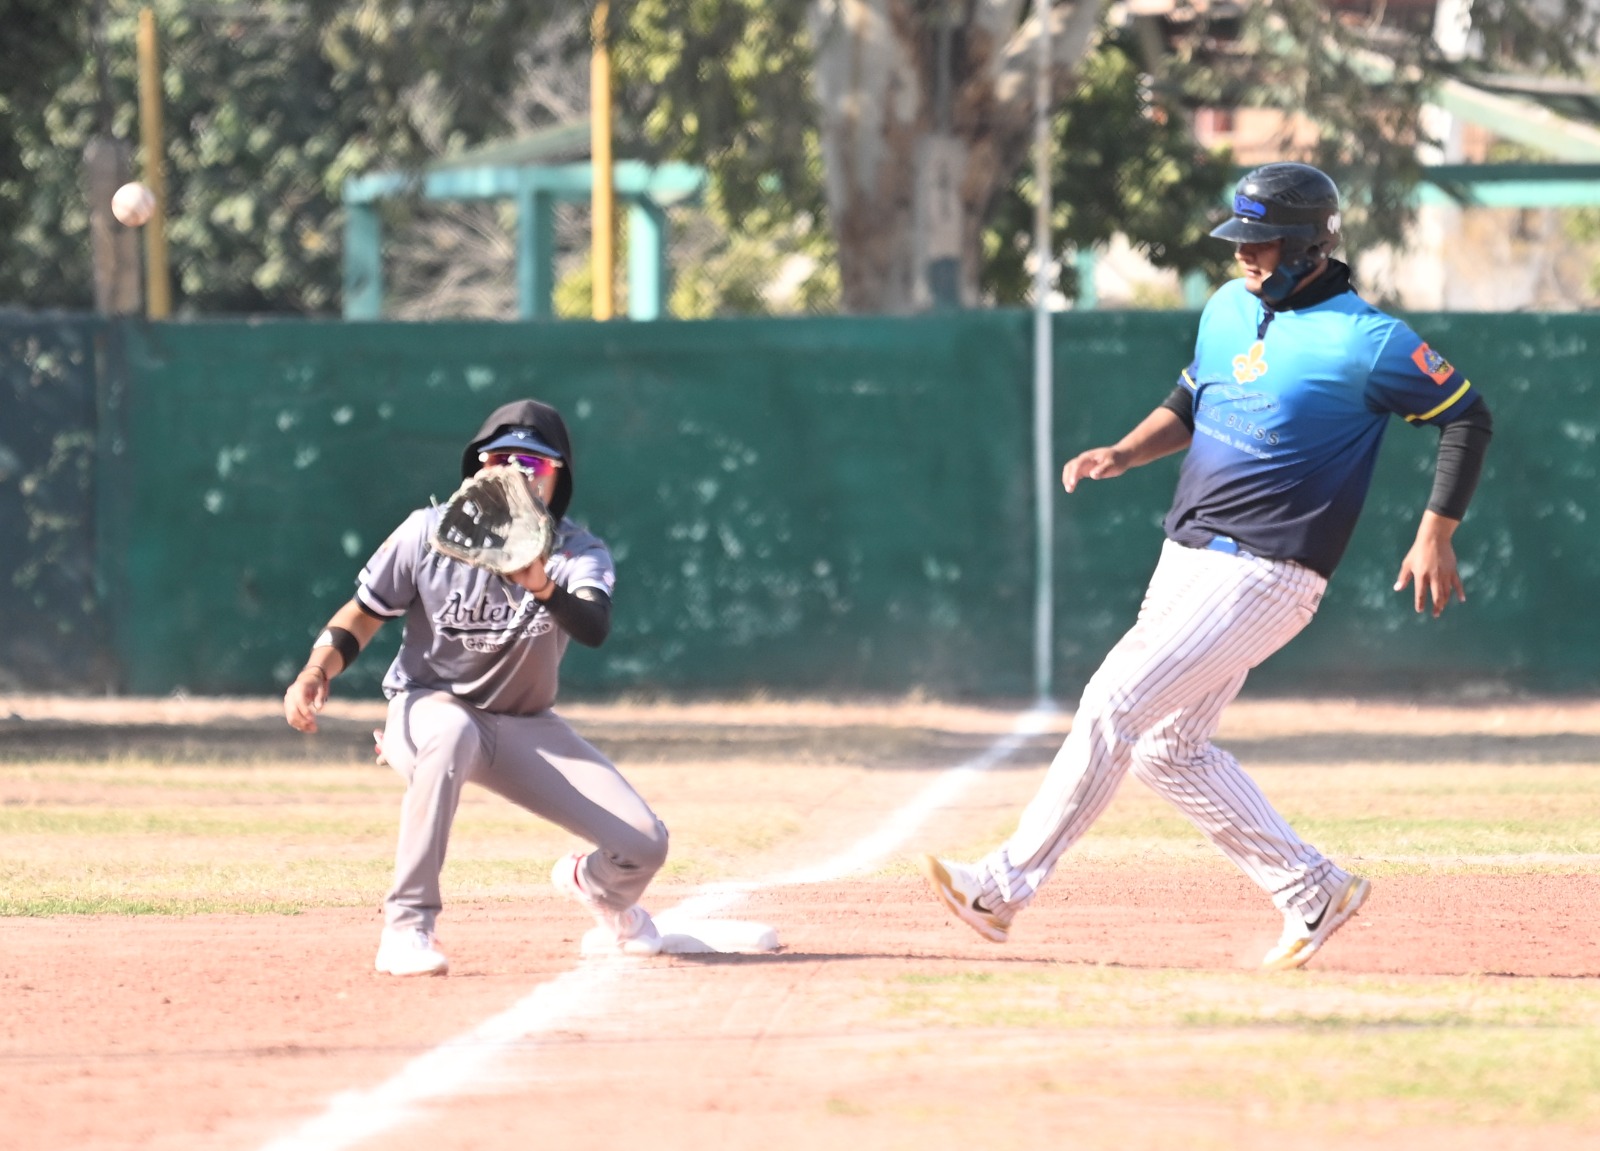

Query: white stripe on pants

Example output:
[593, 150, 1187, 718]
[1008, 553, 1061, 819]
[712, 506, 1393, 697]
[977, 539, 1343, 919]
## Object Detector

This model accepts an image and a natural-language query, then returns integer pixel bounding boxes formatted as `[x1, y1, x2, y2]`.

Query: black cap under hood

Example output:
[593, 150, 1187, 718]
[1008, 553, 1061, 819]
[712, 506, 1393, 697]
[462, 399, 576, 519]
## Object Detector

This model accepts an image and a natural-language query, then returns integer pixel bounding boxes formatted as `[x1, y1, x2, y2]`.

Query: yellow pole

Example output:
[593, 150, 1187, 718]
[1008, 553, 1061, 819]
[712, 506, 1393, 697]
[137, 7, 171, 319]
[590, 1, 614, 321]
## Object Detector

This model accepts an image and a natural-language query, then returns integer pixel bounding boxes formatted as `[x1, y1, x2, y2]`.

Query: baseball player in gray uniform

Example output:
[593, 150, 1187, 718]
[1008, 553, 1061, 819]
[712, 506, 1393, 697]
[923, 162, 1492, 970]
[283, 399, 669, 976]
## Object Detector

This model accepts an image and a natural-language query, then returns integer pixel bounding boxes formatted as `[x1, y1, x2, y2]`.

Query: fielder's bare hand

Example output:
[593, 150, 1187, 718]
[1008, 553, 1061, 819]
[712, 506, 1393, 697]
[1394, 510, 1466, 617]
[1063, 408, 1193, 493]
[283, 604, 379, 734]
[284, 668, 329, 733]
[507, 558, 554, 598]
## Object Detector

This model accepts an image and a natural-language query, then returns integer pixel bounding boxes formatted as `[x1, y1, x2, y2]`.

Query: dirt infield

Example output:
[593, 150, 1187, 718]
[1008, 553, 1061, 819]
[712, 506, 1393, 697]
[3, 695, 1600, 1151]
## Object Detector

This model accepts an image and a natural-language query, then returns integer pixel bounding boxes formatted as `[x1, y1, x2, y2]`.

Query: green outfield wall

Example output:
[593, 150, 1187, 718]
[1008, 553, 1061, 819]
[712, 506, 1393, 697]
[0, 316, 110, 691]
[3, 310, 1593, 699]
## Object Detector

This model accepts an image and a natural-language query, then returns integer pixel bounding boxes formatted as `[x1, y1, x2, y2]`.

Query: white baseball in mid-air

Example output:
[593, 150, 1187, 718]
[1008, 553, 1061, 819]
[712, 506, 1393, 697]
[111, 181, 156, 227]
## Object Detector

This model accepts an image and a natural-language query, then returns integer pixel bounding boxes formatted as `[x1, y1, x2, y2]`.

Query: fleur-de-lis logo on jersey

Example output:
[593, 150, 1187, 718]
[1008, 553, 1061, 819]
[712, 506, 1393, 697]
[1232, 341, 1268, 384]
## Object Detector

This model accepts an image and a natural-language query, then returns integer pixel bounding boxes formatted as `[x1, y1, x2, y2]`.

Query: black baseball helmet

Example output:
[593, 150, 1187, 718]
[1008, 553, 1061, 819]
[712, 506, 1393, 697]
[1210, 162, 1342, 254]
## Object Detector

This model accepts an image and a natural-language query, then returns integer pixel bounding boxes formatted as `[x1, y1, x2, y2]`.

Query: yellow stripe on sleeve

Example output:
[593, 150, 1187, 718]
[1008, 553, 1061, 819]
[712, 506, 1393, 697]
[1181, 369, 1197, 391]
[1405, 379, 1472, 423]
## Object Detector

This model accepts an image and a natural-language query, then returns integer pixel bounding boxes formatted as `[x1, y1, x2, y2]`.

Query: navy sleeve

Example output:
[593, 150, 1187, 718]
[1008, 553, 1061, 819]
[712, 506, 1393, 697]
[1160, 385, 1195, 431]
[1160, 361, 1199, 430]
[1428, 397, 1493, 520]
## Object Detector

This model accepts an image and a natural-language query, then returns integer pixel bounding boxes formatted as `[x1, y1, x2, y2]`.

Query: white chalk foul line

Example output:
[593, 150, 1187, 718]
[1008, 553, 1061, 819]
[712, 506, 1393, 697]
[259, 702, 1055, 1151]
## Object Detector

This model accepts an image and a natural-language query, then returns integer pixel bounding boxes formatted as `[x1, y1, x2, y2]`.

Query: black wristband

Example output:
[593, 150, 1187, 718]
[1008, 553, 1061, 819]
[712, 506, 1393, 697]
[312, 626, 361, 673]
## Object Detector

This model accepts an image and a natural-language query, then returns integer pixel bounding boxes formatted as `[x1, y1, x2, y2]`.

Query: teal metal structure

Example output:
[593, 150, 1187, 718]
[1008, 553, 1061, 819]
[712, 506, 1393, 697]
[342, 159, 705, 322]
[1071, 162, 1600, 311]
[1417, 163, 1600, 207]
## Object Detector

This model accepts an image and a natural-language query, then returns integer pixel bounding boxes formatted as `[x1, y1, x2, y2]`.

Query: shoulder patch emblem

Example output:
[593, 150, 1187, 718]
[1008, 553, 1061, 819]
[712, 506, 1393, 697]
[1411, 343, 1454, 385]
[1232, 341, 1268, 384]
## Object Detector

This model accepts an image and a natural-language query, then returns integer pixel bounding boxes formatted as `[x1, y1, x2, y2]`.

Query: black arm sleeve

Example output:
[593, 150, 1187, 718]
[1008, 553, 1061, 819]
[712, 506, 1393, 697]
[536, 584, 611, 647]
[1428, 397, 1493, 521]
[1160, 385, 1195, 432]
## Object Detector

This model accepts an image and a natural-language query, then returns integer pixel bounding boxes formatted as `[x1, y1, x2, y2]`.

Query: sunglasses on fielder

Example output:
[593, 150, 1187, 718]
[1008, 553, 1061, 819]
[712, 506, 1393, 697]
[480, 451, 563, 477]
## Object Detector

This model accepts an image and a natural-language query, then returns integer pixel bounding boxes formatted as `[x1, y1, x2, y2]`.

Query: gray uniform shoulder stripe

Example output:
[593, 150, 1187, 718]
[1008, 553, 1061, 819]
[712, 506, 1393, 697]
[356, 585, 407, 619]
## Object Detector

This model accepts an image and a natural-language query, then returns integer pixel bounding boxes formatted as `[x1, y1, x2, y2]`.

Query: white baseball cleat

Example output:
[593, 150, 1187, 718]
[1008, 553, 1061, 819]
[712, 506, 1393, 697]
[552, 851, 662, 957]
[374, 926, 450, 977]
[1262, 874, 1371, 971]
[921, 854, 1012, 943]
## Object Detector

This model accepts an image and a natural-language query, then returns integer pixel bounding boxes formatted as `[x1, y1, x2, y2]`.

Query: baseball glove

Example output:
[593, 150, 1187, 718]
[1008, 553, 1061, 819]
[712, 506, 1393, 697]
[430, 464, 556, 575]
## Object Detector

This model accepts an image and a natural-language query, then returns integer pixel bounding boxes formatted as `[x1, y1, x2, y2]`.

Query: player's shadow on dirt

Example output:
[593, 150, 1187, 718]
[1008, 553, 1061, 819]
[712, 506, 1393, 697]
[2, 717, 1594, 768]
[1221, 732, 1600, 765]
[0, 716, 1064, 766]
[662, 950, 1599, 978]
[654, 951, 1246, 971]
[589, 725, 1066, 767]
[0, 716, 385, 763]
[660, 951, 882, 966]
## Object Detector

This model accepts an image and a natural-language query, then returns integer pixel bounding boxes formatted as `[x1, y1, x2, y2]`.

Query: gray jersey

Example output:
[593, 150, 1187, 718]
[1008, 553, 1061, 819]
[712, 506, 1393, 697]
[356, 507, 616, 715]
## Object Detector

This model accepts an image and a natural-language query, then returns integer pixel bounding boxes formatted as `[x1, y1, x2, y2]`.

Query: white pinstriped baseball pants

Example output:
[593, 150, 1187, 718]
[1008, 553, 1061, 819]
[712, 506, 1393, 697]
[975, 539, 1347, 920]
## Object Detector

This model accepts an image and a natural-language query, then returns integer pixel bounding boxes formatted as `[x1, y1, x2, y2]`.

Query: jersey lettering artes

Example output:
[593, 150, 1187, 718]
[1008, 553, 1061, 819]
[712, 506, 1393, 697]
[1165, 276, 1481, 576]
[355, 506, 616, 715]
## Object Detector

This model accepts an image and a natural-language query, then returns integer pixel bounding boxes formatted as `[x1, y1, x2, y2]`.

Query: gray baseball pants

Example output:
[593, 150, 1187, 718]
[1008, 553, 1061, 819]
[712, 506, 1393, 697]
[379, 689, 669, 932]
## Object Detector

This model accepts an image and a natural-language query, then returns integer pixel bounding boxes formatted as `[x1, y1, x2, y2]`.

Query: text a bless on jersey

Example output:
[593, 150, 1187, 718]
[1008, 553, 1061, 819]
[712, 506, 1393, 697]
[1196, 420, 1278, 461]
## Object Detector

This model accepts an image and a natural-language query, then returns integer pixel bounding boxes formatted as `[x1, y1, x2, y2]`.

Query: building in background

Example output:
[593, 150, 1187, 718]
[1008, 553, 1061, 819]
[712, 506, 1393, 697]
[1094, 0, 1600, 310]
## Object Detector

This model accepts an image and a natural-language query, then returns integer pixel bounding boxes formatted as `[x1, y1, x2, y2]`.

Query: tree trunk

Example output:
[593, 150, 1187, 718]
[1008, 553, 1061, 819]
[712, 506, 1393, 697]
[808, 0, 1103, 313]
[84, 138, 142, 316]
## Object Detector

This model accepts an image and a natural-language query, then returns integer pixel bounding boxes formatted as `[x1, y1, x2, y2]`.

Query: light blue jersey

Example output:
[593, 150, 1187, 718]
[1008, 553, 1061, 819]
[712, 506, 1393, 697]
[1165, 272, 1481, 575]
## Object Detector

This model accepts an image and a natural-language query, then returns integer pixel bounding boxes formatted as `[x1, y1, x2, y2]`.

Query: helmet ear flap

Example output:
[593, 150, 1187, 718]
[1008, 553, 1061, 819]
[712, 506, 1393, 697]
[1320, 209, 1343, 255]
[1260, 239, 1330, 303]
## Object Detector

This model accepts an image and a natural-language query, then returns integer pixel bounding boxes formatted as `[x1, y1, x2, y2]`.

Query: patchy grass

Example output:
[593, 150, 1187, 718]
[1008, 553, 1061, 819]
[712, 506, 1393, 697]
[4, 701, 1599, 1151]
[884, 967, 1600, 1124]
[8, 748, 1600, 916]
[1066, 763, 1600, 867]
[0, 753, 856, 914]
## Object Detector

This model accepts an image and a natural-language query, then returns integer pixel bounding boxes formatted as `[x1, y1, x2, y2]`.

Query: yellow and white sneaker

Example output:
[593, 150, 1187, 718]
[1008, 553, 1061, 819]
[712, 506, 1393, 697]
[1262, 874, 1371, 971]
[374, 926, 449, 977]
[920, 854, 1012, 943]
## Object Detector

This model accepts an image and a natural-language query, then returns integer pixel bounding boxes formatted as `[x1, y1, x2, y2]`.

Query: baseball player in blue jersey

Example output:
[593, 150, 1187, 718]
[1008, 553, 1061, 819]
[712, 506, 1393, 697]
[924, 162, 1493, 969]
[283, 399, 669, 976]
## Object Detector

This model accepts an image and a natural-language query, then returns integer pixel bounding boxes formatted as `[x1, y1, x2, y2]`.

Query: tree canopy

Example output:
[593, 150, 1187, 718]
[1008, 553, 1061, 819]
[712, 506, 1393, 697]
[0, 0, 559, 313]
[1, 0, 1594, 315]
[615, 0, 1600, 311]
